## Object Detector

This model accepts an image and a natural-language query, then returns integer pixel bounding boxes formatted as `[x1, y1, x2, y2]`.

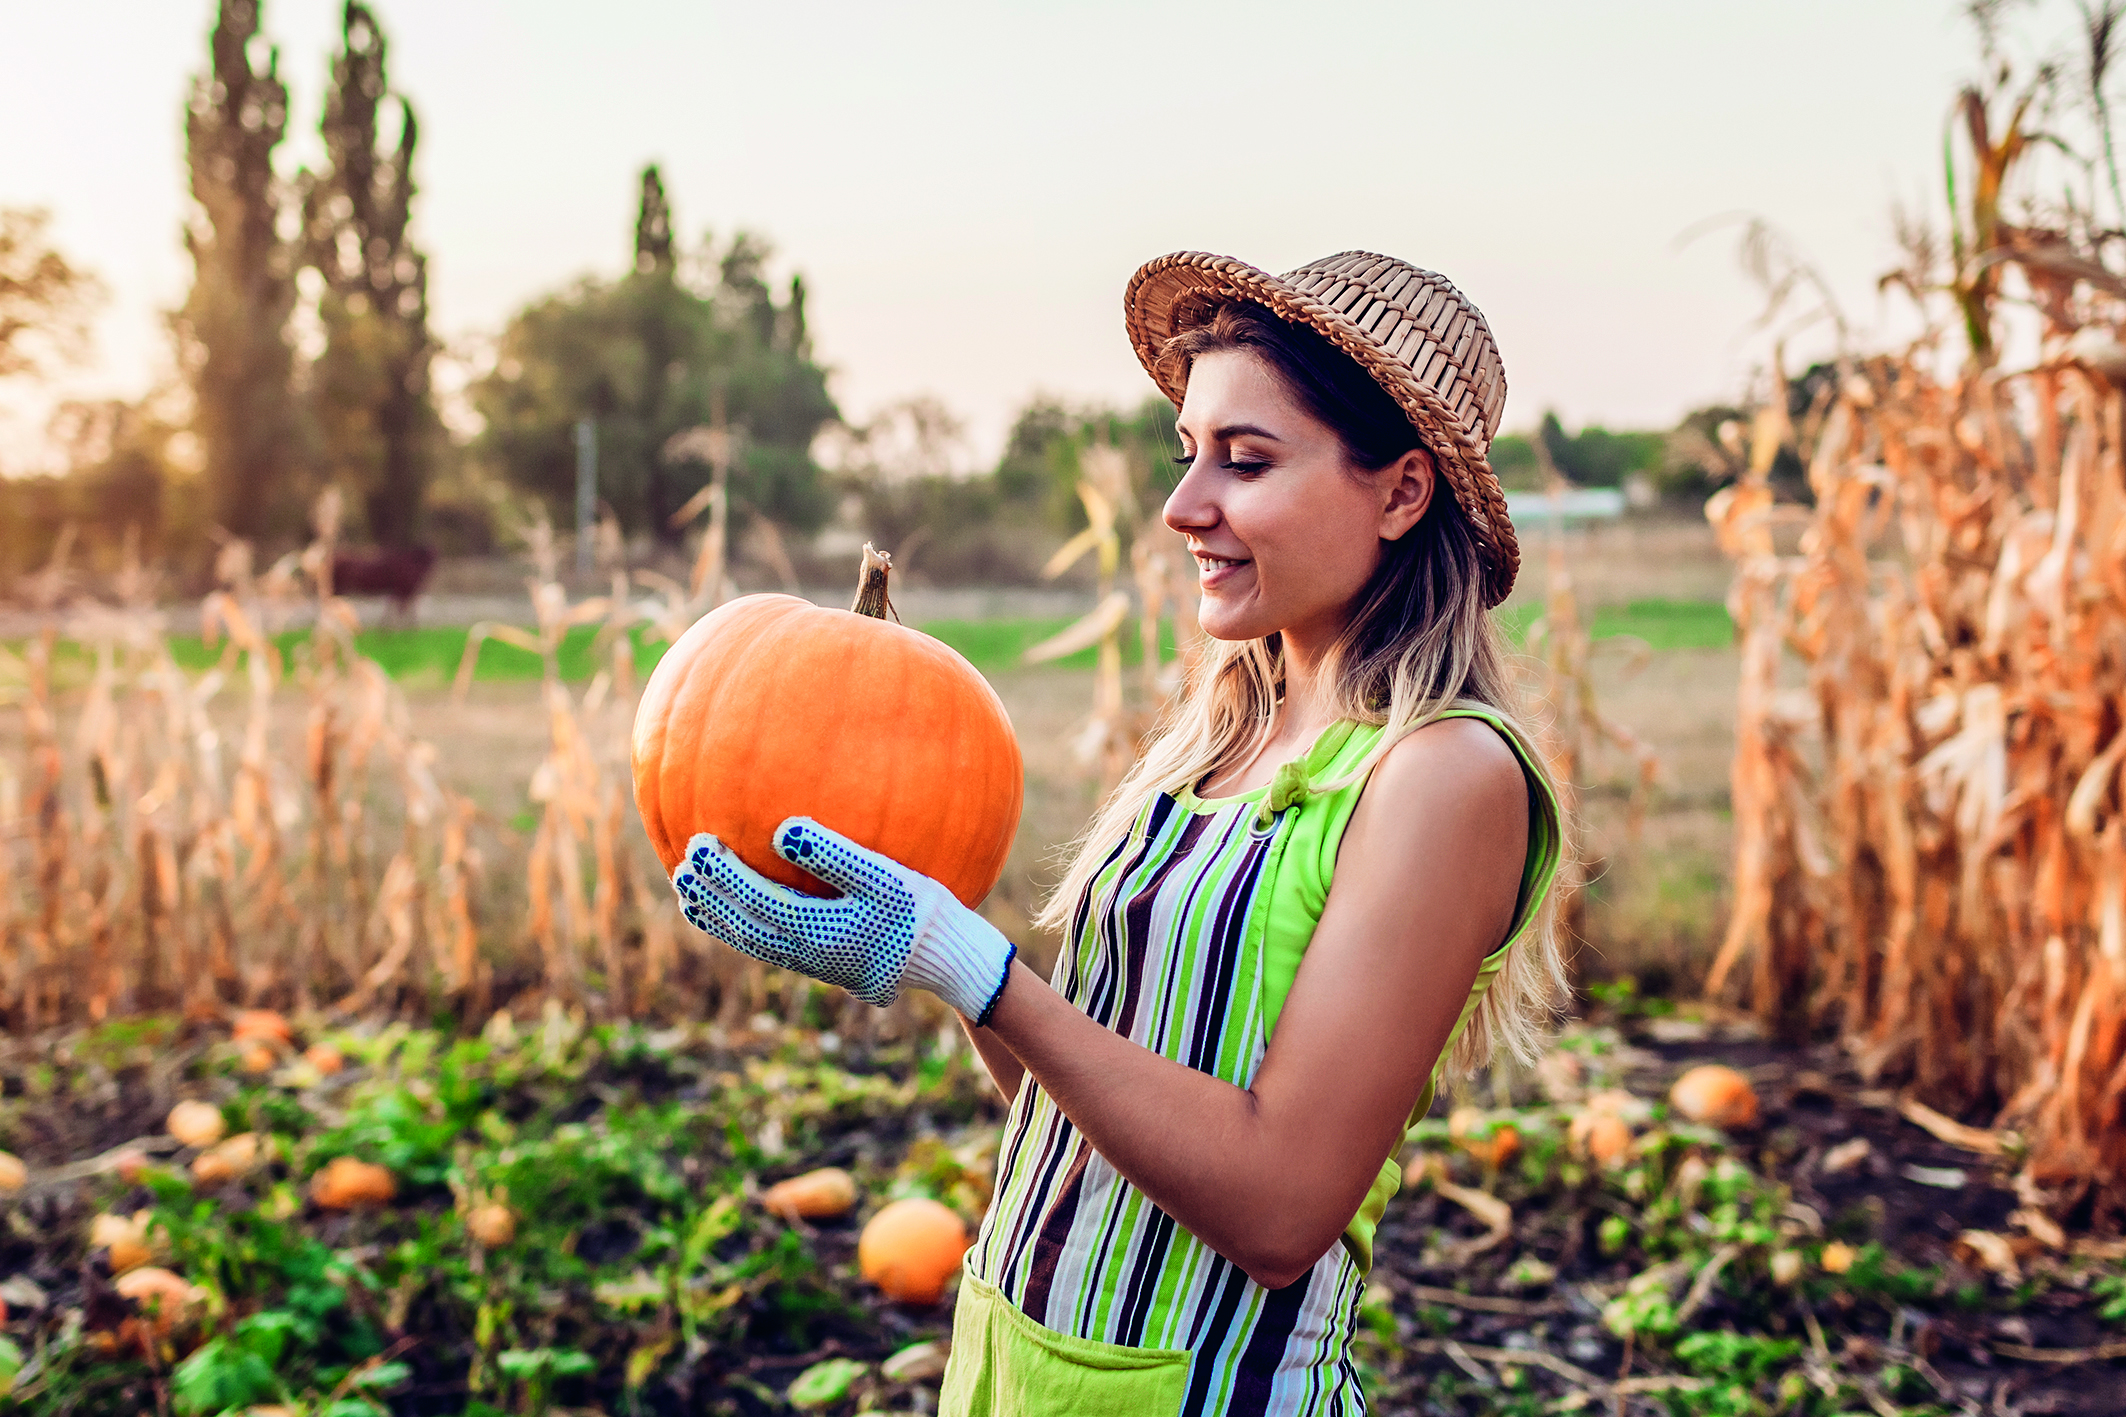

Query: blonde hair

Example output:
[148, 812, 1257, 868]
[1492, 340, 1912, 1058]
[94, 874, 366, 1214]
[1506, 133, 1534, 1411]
[1032, 304, 1573, 1079]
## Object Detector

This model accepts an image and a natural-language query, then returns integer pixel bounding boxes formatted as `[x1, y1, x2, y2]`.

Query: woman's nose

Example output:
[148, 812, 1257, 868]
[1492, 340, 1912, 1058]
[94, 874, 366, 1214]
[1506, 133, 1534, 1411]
[1163, 458, 1218, 537]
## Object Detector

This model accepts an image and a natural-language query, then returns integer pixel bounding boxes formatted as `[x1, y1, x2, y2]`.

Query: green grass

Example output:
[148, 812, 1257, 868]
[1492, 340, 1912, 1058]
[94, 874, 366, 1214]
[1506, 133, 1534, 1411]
[10, 599, 1732, 688]
[1496, 597, 1733, 651]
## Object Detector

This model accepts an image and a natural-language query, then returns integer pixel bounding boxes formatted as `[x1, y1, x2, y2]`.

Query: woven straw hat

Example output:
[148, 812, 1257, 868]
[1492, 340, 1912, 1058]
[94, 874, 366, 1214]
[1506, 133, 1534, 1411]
[1124, 250, 1518, 606]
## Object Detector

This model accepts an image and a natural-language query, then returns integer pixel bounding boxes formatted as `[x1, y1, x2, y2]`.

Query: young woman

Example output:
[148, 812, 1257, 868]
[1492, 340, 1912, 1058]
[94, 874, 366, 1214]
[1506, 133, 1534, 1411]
[670, 249, 1570, 1415]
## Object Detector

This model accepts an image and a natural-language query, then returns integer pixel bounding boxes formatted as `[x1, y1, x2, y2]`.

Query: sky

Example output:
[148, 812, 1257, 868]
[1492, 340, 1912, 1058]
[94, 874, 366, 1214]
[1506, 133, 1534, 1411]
[0, 1, 2040, 474]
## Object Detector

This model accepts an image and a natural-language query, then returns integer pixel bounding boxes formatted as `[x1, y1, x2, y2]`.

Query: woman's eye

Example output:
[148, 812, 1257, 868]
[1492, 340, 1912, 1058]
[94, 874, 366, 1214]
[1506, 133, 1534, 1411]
[1170, 453, 1194, 468]
[1225, 459, 1270, 476]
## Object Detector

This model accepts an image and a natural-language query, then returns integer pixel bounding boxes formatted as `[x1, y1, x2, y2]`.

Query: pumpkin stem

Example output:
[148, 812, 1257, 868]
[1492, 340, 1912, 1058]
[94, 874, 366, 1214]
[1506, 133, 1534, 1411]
[851, 542, 897, 620]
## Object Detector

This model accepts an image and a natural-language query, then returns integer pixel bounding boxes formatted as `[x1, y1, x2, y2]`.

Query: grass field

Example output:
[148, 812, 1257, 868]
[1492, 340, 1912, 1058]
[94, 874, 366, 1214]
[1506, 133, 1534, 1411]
[8, 597, 1734, 684]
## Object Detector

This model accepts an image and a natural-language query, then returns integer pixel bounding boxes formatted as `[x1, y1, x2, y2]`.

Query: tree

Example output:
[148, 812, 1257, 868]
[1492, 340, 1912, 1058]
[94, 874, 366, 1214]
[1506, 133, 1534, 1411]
[301, 1, 438, 549]
[0, 208, 100, 383]
[473, 172, 838, 545]
[635, 164, 674, 275]
[176, 0, 304, 545]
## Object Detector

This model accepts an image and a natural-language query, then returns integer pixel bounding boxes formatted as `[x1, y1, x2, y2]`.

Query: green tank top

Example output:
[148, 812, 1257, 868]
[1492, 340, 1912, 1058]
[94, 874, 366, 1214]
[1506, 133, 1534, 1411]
[1170, 709, 1563, 1272]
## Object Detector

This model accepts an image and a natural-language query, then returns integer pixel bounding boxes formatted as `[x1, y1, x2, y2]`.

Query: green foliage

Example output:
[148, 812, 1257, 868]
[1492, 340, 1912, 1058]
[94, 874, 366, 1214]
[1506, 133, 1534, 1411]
[1488, 432, 1542, 490]
[993, 394, 1181, 533]
[0, 205, 100, 383]
[1537, 411, 1665, 488]
[474, 177, 837, 543]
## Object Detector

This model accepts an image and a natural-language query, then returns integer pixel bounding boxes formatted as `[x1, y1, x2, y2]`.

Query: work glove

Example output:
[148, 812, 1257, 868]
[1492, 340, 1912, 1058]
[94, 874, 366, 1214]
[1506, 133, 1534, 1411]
[670, 817, 1017, 1024]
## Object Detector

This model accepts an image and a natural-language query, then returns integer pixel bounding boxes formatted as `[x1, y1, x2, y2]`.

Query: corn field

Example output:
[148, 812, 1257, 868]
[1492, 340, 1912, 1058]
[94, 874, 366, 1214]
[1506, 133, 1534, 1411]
[0, 494, 935, 1041]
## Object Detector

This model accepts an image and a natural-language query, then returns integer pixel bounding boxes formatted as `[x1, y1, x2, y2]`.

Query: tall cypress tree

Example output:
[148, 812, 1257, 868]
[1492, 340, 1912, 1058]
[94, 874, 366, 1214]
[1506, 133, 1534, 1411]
[179, 0, 303, 543]
[635, 165, 674, 275]
[301, 1, 436, 548]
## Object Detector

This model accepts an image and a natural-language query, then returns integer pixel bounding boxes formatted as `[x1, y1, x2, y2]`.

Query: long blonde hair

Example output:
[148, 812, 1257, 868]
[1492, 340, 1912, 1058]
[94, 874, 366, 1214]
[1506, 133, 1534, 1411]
[1032, 303, 1573, 1079]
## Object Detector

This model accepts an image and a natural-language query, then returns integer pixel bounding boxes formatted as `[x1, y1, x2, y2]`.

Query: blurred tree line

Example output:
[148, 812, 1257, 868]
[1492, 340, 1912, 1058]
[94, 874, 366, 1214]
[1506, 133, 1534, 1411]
[0, 0, 842, 589]
[0, 2, 1776, 598]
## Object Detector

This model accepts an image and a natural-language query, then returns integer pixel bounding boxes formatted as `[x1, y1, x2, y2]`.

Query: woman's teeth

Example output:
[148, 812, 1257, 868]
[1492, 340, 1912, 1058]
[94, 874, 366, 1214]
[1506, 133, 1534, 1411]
[1198, 557, 1245, 571]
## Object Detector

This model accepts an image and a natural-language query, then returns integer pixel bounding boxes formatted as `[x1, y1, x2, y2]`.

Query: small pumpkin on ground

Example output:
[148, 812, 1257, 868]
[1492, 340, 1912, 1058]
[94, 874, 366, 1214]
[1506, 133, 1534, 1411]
[231, 1009, 293, 1045]
[1568, 1110, 1634, 1167]
[762, 1166, 858, 1220]
[113, 1267, 204, 1338]
[311, 1157, 396, 1209]
[1448, 1106, 1520, 1168]
[303, 1042, 346, 1074]
[1668, 1065, 1759, 1128]
[0, 1152, 24, 1195]
[632, 545, 1023, 907]
[859, 1198, 970, 1305]
[166, 1100, 226, 1149]
[192, 1132, 267, 1184]
[91, 1211, 159, 1273]
[467, 1202, 516, 1247]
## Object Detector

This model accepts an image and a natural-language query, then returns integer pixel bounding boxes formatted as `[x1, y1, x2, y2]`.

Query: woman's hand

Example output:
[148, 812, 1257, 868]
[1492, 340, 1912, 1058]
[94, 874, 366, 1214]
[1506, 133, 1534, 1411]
[670, 817, 1016, 1023]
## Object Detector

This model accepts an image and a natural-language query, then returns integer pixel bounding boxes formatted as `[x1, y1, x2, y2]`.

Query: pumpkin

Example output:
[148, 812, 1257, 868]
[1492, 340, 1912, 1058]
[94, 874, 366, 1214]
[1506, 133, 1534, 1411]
[192, 1132, 266, 1183]
[112, 1149, 150, 1184]
[304, 1042, 346, 1074]
[1568, 1110, 1634, 1167]
[114, 1267, 203, 1337]
[311, 1157, 396, 1209]
[1448, 1106, 1520, 1168]
[858, 1198, 969, 1305]
[0, 1151, 23, 1194]
[166, 1101, 226, 1149]
[632, 545, 1023, 908]
[467, 1202, 516, 1247]
[1668, 1065, 1760, 1128]
[240, 1043, 278, 1075]
[92, 1211, 159, 1273]
[762, 1167, 857, 1220]
[231, 1009, 293, 1045]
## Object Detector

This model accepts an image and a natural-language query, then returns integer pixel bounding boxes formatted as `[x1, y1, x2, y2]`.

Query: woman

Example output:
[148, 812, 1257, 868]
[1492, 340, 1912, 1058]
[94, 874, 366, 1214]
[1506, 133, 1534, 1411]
[670, 249, 1570, 1415]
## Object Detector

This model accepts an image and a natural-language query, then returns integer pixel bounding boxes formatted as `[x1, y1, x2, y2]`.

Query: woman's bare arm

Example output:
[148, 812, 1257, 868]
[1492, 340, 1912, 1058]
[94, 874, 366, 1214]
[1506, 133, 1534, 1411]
[982, 718, 1528, 1288]
[957, 1009, 1025, 1103]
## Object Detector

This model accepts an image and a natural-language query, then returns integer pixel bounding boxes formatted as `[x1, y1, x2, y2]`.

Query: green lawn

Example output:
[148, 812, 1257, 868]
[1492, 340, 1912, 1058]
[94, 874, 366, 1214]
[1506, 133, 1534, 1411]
[10, 599, 1732, 687]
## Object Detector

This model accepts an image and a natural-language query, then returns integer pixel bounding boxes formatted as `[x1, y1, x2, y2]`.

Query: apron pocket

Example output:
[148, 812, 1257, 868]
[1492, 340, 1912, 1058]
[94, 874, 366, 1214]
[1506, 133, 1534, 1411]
[939, 1264, 1191, 1417]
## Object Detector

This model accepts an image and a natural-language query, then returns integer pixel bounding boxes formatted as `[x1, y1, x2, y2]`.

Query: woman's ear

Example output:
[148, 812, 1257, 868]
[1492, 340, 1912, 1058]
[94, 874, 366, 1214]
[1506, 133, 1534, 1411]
[1378, 447, 1436, 542]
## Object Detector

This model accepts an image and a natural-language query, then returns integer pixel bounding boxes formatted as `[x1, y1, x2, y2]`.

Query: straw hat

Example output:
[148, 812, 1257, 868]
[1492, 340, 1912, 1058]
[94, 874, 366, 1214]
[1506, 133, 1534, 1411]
[1124, 250, 1518, 606]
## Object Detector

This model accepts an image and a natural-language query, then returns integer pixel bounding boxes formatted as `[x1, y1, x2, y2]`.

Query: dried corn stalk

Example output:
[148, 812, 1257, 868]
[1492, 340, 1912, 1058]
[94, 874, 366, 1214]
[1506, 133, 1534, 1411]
[1712, 341, 2126, 1209]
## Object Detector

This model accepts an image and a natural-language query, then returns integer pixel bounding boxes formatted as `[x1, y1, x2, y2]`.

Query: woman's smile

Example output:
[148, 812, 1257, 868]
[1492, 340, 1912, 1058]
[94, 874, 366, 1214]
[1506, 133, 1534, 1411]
[1194, 551, 1252, 587]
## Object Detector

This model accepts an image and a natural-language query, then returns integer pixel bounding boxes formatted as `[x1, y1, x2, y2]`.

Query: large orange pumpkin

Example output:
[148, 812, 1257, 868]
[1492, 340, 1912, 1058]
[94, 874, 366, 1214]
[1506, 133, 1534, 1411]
[632, 546, 1023, 907]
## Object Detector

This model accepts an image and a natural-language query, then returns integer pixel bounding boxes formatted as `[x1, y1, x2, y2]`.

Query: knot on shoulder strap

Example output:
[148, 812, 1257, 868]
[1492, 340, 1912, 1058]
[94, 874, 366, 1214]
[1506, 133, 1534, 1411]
[1256, 757, 1312, 827]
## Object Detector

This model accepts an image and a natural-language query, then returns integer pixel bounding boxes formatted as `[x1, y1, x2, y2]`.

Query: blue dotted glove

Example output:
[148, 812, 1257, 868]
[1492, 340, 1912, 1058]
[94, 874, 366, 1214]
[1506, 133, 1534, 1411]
[671, 817, 1016, 1021]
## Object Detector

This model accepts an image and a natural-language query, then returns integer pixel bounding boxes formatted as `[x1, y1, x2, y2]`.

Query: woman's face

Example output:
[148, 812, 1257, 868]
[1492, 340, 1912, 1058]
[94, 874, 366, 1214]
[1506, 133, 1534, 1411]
[1163, 349, 1435, 646]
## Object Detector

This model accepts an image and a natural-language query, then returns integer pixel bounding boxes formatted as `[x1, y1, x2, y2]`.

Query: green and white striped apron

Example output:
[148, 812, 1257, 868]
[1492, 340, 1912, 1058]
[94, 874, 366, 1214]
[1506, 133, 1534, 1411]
[942, 711, 1564, 1416]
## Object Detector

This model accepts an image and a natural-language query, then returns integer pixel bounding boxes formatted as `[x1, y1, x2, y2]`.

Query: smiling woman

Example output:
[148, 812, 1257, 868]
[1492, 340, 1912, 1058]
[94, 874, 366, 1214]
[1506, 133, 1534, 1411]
[662, 249, 1572, 1416]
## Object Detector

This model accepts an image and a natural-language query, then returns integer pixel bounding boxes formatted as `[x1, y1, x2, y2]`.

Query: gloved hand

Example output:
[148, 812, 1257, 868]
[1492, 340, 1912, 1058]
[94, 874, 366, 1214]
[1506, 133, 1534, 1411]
[670, 817, 1017, 1023]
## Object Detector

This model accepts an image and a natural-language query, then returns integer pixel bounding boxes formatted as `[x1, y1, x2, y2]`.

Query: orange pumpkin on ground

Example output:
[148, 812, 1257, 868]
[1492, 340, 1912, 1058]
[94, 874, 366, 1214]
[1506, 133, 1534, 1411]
[231, 1009, 293, 1045]
[467, 1202, 516, 1247]
[632, 546, 1023, 908]
[166, 1101, 226, 1149]
[304, 1042, 346, 1074]
[859, 1198, 970, 1305]
[1669, 1065, 1760, 1129]
[763, 1166, 858, 1220]
[114, 1268, 204, 1337]
[312, 1157, 397, 1209]
[1448, 1106, 1520, 1168]
[1569, 1110, 1634, 1167]
[0, 1151, 24, 1194]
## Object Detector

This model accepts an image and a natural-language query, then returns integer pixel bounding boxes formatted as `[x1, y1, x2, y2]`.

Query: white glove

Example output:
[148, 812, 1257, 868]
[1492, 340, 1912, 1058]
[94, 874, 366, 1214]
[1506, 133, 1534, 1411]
[670, 816, 1016, 1022]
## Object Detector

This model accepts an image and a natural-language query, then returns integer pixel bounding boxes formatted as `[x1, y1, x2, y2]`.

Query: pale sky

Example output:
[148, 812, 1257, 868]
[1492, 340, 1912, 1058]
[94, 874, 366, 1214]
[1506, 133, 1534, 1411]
[0, 1, 2036, 474]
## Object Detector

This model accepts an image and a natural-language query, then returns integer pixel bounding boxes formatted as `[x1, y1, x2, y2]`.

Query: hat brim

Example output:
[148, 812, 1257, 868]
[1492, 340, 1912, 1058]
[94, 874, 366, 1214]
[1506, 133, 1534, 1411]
[1124, 250, 1518, 607]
